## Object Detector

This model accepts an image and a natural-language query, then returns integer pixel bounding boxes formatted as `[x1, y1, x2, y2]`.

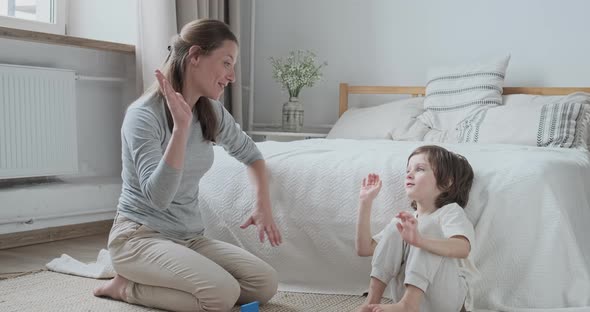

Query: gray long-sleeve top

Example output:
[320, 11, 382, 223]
[117, 92, 262, 240]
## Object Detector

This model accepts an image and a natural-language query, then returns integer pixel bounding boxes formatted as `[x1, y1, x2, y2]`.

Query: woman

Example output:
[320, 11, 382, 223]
[93, 19, 281, 312]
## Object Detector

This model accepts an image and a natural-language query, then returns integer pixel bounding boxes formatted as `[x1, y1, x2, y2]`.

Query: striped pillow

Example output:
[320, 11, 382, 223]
[417, 55, 510, 131]
[456, 93, 590, 149]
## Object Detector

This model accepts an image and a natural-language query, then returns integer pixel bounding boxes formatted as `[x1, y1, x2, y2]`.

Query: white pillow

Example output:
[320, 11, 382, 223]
[390, 119, 456, 143]
[417, 55, 510, 131]
[327, 97, 424, 140]
[456, 93, 590, 149]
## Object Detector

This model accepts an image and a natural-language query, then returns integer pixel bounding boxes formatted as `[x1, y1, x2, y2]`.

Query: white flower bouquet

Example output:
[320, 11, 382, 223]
[270, 50, 327, 98]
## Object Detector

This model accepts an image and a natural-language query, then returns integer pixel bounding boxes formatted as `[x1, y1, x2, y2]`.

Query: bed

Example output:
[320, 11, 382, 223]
[199, 83, 590, 311]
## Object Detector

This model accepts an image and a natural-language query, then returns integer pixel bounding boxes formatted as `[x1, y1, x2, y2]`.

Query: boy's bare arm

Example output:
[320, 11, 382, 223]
[416, 235, 470, 259]
[356, 173, 382, 257]
[356, 199, 378, 257]
[396, 211, 470, 259]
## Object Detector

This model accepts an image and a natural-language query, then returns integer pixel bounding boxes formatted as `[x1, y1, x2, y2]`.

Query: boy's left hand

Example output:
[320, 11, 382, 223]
[395, 211, 421, 247]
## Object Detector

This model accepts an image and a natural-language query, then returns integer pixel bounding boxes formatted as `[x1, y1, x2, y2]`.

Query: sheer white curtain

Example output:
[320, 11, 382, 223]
[136, 0, 244, 125]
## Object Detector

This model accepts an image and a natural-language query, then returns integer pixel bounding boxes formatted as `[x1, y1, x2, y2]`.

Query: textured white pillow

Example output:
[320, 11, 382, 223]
[390, 119, 456, 143]
[456, 93, 590, 149]
[327, 97, 424, 140]
[417, 55, 510, 131]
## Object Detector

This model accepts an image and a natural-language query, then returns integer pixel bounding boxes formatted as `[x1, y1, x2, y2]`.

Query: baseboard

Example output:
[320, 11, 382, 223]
[0, 219, 113, 250]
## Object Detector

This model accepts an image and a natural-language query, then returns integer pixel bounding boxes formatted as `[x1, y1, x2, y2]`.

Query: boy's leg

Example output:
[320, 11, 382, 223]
[420, 257, 467, 312]
[361, 222, 408, 309]
[373, 218, 467, 312]
[371, 257, 466, 312]
[405, 218, 467, 312]
[365, 277, 388, 304]
[368, 285, 423, 312]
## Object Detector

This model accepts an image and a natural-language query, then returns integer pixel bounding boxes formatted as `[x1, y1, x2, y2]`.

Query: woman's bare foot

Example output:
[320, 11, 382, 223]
[367, 301, 420, 312]
[93, 274, 129, 301]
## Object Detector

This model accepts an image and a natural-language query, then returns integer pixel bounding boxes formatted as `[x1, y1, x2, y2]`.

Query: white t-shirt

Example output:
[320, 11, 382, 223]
[373, 202, 479, 309]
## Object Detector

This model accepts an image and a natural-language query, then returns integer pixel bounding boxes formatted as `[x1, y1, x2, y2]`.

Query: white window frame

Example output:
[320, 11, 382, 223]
[0, 0, 67, 35]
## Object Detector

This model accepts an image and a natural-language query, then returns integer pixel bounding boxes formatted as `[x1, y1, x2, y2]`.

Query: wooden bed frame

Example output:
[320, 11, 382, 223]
[338, 83, 590, 116]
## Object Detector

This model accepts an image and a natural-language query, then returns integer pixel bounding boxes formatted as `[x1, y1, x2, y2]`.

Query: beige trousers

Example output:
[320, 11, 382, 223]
[107, 214, 278, 312]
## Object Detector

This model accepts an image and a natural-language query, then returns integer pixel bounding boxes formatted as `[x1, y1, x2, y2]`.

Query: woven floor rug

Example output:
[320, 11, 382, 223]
[0, 271, 391, 311]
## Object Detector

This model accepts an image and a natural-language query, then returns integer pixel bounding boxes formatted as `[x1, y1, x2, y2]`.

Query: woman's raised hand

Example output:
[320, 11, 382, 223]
[155, 70, 193, 131]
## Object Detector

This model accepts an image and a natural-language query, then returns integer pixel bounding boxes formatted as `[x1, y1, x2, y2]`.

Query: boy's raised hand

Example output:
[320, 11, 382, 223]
[359, 173, 383, 203]
[395, 211, 421, 246]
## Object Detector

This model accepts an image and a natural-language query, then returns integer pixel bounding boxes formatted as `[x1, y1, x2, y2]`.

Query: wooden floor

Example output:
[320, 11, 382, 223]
[0, 234, 108, 275]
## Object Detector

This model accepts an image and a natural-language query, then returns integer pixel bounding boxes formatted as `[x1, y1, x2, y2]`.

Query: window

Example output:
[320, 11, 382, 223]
[0, 0, 66, 35]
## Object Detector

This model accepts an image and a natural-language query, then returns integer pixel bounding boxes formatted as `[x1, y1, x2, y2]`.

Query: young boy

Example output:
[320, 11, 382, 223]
[356, 145, 477, 312]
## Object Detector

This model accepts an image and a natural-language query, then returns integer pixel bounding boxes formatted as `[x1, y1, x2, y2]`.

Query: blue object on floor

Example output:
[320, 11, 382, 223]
[240, 301, 259, 312]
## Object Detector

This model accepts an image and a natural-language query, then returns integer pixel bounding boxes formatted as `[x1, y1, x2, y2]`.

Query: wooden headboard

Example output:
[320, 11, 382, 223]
[338, 83, 590, 117]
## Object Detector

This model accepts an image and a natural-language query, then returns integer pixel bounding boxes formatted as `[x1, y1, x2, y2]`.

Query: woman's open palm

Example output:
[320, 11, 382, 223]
[359, 173, 382, 202]
[155, 70, 193, 130]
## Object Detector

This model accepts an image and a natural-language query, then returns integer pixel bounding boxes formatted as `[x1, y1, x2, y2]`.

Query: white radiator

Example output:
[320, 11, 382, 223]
[0, 64, 78, 179]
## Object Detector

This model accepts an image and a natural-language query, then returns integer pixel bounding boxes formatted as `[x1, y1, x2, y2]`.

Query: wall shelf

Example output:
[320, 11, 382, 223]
[0, 26, 135, 55]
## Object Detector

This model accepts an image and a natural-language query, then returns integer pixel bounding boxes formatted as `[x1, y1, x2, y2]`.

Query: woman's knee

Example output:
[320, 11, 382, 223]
[221, 278, 241, 310]
[199, 278, 241, 312]
[259, 266, 278, 304]
[233, 259, 278, 305]
[248, 264, 278, 304]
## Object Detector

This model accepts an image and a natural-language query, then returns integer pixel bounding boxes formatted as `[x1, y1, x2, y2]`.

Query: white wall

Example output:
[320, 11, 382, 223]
[67, 0, 137, 45]
[253, 0, 590, 127]
[0, 2, 139, 233]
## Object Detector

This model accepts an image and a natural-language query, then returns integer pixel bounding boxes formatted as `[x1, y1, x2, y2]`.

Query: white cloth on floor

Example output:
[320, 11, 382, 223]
[46, 249, 115, 279]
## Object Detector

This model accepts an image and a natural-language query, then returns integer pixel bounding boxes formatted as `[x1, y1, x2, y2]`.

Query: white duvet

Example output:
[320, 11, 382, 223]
[199, 139, 590, 311]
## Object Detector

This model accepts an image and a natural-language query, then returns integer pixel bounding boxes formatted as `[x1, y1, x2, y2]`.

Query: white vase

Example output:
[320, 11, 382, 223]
[282, 97, 304, 132]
